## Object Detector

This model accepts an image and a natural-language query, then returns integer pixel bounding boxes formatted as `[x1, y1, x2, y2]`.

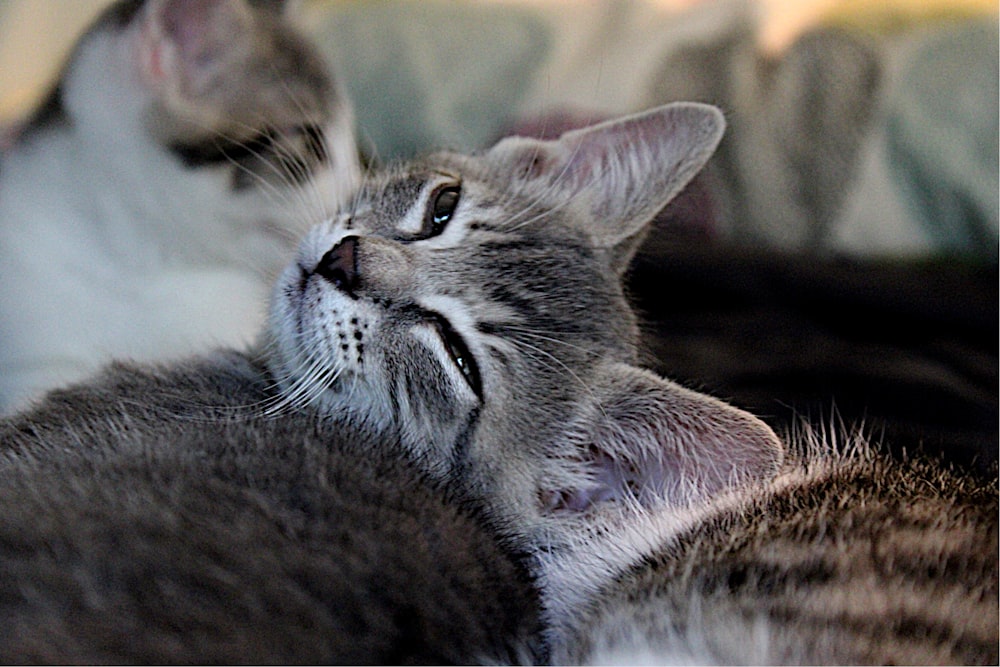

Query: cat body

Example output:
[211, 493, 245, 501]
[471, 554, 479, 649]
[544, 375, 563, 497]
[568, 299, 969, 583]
[0, 352, 539, 663]
[0, 0, 360, 413]
[543, 436, 998, 665]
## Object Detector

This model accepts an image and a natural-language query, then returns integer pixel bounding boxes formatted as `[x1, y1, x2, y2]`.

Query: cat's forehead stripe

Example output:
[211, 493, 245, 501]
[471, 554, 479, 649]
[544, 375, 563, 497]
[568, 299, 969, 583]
[358, 172, 428, 226]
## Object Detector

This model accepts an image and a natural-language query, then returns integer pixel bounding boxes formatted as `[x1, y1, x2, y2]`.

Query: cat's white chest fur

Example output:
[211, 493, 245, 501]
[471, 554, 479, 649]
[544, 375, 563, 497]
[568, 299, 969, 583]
[0, 124, 295, 411]
[0, 0, 359, 413]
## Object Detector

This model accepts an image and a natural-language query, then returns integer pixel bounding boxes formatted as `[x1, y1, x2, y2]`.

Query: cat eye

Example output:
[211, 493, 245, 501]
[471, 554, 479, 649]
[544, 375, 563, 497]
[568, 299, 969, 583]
[432, 314, 482, 400]
[425, 184, 461, 237]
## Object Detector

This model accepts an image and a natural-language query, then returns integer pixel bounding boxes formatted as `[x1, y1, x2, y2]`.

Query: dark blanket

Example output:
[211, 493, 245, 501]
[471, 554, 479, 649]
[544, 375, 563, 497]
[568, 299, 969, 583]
[630, 236, 998, 476]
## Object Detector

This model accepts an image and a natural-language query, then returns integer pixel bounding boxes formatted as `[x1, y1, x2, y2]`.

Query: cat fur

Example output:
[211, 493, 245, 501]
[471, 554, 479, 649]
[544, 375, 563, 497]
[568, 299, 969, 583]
[265, 101, 997, 665]
[0, 352, 540, 664]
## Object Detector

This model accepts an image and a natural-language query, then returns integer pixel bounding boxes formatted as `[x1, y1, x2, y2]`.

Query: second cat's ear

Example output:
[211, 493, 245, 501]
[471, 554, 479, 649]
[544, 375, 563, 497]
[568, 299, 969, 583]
[138, 0, 255, 100]
[487, 103, 724, 270]
[541, 363, 783, 515]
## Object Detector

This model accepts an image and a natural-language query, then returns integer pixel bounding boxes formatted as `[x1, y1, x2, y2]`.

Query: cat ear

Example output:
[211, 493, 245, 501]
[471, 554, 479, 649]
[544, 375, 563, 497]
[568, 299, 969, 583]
[488, 103, 724, 270]
[138, 0, 255, 100]
[542, 363, 783, 514]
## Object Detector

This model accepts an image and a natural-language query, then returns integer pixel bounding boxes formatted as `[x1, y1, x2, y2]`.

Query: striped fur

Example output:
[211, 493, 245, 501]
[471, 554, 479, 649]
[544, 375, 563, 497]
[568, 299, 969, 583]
[0, 353, 540, 663]
[265, 102, 997, 665]
[265, 103, 784, 523]
[550, 431, 999, 665]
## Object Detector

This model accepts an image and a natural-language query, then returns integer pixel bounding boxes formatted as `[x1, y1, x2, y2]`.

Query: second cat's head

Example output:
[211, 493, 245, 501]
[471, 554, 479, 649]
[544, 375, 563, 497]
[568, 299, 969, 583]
[47, 0, 360, 216]
[264, 103, 783, 550]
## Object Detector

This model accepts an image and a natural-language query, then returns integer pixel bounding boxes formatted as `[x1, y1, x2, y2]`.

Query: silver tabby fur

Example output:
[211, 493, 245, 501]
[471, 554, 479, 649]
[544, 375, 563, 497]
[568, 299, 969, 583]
[264, 100, 997, 664]
[0, 352, 540, 663]
[547, 428, 998, 665]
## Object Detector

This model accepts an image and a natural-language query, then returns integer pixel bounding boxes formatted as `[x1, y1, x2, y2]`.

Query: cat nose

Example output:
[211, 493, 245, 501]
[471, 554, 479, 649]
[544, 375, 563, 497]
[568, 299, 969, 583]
[315, 235, 359, 297]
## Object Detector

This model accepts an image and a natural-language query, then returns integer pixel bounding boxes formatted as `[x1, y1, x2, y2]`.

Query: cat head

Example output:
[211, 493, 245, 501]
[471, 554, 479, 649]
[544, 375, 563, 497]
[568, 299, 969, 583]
[264, 102, 783, 552]
[48, 0, 358, 204]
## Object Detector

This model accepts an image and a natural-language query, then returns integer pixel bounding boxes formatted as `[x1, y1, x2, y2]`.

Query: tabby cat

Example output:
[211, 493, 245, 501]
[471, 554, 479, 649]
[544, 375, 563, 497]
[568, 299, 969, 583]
[0, 353, 539, 663]
[541, 426, 998, 665]
[0, 102, 994, 664]
[262, 100, 997, 664]
[0, 0, 360, 413]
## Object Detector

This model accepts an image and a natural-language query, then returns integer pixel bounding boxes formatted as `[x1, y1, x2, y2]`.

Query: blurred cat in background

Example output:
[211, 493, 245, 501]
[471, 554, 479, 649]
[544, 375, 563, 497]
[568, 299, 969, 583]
[0, 0, 361, 413]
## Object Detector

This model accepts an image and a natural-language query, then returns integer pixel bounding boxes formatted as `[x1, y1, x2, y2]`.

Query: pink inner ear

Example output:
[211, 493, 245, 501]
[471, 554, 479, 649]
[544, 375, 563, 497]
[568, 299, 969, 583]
[548, 446, 683, 514]
[161, 0, 218, 62]
[140, 0, 246, 93]
[544, 370, 784, 515]
[137, 9, 169, 86]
